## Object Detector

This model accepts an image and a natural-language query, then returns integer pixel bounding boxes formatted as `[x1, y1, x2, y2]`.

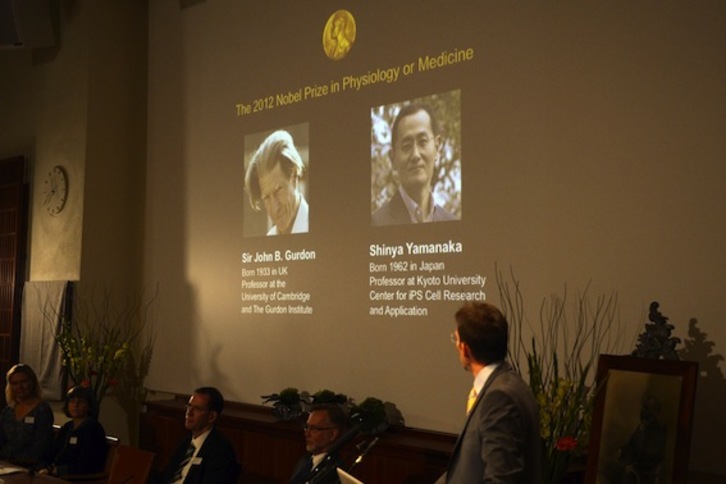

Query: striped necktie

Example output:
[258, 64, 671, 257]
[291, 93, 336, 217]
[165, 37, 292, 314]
[466, 387, 477, 414]
[172, 442, 196, 481]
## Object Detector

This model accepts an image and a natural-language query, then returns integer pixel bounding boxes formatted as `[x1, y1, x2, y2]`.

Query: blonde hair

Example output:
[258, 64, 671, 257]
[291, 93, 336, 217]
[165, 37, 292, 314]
[5, 364, 42, 406]
[245, 130, 305, 210]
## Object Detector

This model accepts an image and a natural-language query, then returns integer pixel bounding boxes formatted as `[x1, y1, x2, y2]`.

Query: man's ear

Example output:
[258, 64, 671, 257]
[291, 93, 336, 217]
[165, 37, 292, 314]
[388, 149, 395, 166]
[208, 410, 219, 425]
[460, 341, 473, 360]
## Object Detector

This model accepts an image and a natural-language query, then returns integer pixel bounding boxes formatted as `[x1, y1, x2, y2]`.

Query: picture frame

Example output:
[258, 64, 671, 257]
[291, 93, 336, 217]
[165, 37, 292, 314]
[585, 354, 698, 484]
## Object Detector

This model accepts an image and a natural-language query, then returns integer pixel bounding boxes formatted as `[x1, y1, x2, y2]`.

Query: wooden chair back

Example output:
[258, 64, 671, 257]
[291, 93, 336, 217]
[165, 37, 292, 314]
[104, 435, 120, 475]
[50, 428, 120, 483]
[107, 444, 156, 484]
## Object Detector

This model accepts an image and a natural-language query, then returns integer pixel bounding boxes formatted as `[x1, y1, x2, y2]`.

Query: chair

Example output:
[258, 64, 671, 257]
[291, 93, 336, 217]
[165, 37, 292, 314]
[104, 437, 121, 476]
[106, 444, 156, 484]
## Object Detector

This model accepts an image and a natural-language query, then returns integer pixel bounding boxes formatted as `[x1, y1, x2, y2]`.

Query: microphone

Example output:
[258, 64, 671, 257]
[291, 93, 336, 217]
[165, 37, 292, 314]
[308, 424, 361, 484]
[343, 436, 381, 476]
[353, 436, 379, 465]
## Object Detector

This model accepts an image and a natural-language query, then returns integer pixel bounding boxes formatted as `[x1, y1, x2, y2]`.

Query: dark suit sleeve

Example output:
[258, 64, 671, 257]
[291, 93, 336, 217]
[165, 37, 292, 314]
[478, 388, 528, 482]
[372, 192, 411, 226]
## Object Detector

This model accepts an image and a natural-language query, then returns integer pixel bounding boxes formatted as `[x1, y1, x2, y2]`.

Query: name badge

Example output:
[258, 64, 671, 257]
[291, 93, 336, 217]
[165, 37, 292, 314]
[70, 437, 78, 445]
[191, 457, 203, 465]
[24, 416, 35, 424]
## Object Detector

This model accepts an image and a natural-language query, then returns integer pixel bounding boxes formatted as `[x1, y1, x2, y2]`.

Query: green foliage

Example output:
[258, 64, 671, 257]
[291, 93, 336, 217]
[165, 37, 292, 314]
[261, 388, 403, 434]
[311, 389, 349, 405]
[262, 387, 303, 405]
[55, 317, 131, 407]
[350, 397, 387, 434]
[497, 266, 621, 484]
[53, 287, 155, 419]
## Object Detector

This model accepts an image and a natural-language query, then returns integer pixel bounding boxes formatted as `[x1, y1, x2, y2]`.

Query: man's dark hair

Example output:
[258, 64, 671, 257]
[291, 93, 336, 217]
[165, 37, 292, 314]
[195, 386, 225, 415]
[310, 403, 350, 430]
[390, 103, 441, 151]
[456, 302, 508, 364]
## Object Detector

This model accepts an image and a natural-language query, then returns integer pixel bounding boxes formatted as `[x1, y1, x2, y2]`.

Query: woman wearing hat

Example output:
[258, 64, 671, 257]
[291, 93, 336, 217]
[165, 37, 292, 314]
[40, 385, 108, 476]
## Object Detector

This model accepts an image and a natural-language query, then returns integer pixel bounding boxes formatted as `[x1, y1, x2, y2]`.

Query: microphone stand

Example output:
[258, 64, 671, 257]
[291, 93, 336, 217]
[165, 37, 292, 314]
[308, 425, 361, 484]
[347, 436, 379, 472]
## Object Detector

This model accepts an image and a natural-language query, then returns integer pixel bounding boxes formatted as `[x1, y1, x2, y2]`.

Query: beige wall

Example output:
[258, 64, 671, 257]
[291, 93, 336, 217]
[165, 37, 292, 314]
[0, 0, 147, 443]
[0, 3, 89, 281]
[2, 0, 725, 477]
[142, 0, 726, 476]
[0, 0, 146, 285]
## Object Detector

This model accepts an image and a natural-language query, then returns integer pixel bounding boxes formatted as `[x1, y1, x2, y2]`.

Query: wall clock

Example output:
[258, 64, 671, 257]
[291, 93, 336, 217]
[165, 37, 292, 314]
[41, 165, 69, 215]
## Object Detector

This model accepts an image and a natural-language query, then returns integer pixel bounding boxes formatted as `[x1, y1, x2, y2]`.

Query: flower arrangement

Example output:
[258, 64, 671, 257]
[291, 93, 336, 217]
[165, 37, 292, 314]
[53, 287, 155, 419]
[497, 267, 622, 484]
[527, 349, 598, 483]
[55, 317, 130, 407]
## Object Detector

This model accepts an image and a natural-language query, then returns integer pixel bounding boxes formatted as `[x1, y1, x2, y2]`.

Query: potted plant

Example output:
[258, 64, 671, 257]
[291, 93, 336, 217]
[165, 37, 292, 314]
[497, 267, 623, 483]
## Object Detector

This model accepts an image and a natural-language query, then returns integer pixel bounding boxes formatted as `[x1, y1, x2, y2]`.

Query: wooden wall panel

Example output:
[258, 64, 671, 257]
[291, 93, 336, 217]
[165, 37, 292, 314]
[140, 397, 454, 483]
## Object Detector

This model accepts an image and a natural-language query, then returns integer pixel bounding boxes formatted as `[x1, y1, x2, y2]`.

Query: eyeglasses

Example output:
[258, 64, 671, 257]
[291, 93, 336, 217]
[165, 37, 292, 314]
[303, 424, 336, 432]
[185, 403, 210, 414]
[450, 332, 458, 344]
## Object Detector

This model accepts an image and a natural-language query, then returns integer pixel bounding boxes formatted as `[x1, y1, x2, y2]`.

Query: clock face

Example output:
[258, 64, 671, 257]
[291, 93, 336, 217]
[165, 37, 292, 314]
[42, 165, 69, 215]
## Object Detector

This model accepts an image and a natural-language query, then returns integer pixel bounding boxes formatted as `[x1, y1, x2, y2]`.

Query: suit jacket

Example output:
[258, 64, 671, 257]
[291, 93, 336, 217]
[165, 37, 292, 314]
[371, 190, 456, 226]
[161, 427, 239, 484]
[441, 362, 542, 484]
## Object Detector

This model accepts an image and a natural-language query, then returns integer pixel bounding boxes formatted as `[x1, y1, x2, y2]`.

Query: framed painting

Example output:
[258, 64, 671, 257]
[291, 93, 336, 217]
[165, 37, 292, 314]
[585, 354, 698, 484]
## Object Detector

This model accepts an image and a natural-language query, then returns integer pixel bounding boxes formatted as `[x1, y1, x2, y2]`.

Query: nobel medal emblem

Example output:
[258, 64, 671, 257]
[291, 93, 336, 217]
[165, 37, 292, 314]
[323, 10, 356, 60]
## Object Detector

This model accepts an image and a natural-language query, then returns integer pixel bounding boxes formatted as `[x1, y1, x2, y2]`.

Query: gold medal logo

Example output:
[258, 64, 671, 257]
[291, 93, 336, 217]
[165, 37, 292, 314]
[323, 10, 356, 61]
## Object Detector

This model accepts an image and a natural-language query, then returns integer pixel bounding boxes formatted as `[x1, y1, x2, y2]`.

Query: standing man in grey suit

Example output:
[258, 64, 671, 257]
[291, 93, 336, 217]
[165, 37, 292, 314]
[438, 302, 542, 483]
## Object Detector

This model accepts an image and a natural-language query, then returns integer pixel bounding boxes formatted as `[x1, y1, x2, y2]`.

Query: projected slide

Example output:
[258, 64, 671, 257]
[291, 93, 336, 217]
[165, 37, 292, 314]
[147, 0, 725, 447]
[235, 8, 484, 320]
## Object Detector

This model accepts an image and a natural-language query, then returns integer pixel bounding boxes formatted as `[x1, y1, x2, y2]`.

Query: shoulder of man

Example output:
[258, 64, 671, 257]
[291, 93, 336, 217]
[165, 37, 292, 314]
[432, 204, 457, 221]
[199, 427, 235, 455]
[372, 192, 409, 226]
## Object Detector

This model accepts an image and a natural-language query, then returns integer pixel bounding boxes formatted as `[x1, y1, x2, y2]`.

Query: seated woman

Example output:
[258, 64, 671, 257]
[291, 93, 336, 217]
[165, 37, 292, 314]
[40, 385, 109, 476]
[0, 363, 54, 465]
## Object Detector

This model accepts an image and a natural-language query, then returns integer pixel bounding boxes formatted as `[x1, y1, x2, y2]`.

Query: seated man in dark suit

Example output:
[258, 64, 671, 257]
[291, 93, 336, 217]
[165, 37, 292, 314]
[159, 387, 239, 484]
[290, 403, 350, 484]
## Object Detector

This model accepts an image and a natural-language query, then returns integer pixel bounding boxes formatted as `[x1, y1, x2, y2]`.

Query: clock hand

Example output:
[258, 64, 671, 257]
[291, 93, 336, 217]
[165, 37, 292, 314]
[42, 188, 55, 206]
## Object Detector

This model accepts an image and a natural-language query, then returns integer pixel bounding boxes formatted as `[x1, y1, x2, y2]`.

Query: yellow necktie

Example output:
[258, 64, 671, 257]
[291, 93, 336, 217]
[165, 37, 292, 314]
[466, 387, 477, 414]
